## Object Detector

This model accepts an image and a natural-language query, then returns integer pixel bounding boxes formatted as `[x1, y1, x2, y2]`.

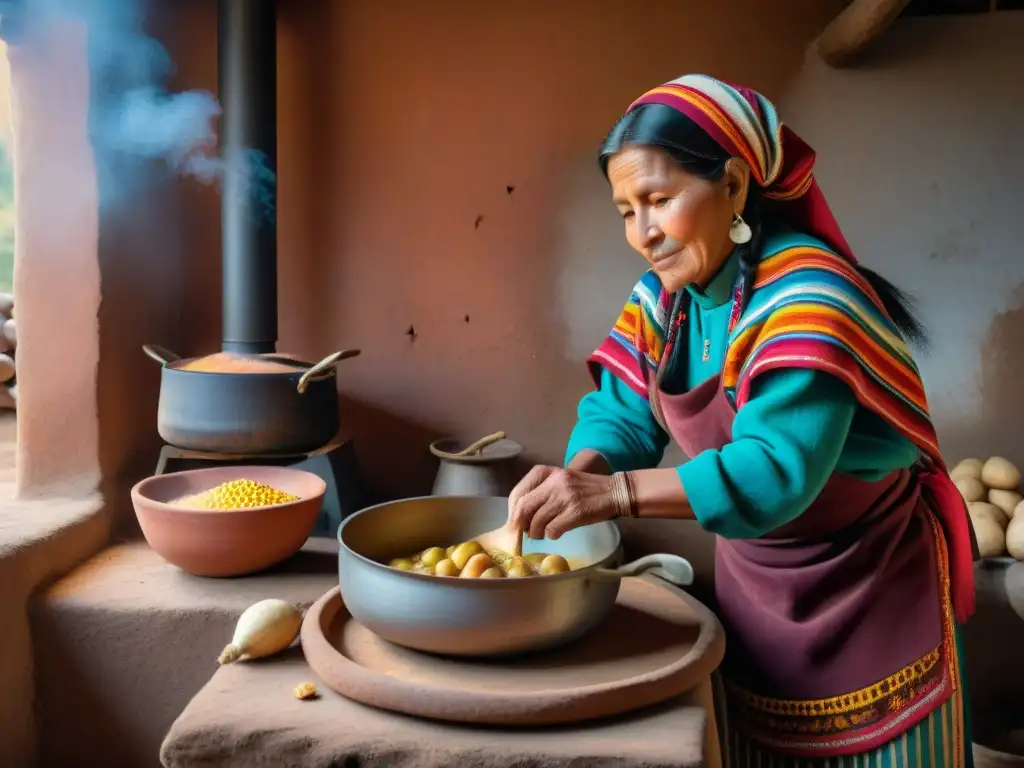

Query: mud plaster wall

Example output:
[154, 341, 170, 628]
[170, 0, 844, 502]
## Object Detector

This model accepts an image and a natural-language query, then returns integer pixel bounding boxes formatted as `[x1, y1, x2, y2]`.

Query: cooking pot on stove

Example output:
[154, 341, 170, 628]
[143, 345, 360, 455]
[337, 495, 695, 656]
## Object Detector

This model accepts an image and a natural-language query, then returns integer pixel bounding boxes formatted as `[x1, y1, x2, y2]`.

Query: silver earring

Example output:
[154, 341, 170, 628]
[729, 213, 752, 245]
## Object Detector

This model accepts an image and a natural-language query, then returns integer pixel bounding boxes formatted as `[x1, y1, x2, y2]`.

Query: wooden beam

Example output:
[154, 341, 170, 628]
[817, 0, 913, 68]
[904, 0, 991, 14]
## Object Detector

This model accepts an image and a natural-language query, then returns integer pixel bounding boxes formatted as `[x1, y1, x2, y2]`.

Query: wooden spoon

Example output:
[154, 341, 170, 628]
[474, 521, 524, 558]
[448, 431, 506, 458]
[142, 344, 182, 366]
[441, 430, 520, 554]
[296, 349, 361, 394]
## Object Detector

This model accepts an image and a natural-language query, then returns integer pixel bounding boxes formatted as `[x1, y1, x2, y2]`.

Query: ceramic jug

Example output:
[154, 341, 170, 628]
[429, 432, 523, 497]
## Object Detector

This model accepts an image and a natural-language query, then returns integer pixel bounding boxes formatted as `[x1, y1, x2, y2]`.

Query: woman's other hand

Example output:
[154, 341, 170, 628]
[508, 466, 625, 540]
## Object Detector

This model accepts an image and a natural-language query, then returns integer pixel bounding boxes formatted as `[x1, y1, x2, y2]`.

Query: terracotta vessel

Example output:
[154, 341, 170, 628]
[131, 465, 326, 577]
[429, 432, 523, 496]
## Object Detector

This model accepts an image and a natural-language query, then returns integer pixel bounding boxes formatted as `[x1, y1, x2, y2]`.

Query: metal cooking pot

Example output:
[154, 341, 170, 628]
[143, 345, 360, 455]
[337, 495, 695, 656]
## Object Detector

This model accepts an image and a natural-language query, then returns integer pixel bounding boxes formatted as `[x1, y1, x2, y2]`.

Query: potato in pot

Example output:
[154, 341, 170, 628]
[459, 553, 495, 579]
[385, 539, 578, 578]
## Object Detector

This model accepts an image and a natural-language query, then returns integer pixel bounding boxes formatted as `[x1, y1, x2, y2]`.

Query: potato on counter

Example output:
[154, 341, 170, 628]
[969, 502, 1008, 559]
[969, 501, 1009, 529]
[955, 456, 1024, 561]
[954, 476, 986, 503]
[950, 458, 984, 483]
[975, 520, 1008, 559]
[988, 489, 1023, 518]
[1007, 514, 1024, 560]
[1014, 500, 1024, 522]
[981, 457, 1021, 491]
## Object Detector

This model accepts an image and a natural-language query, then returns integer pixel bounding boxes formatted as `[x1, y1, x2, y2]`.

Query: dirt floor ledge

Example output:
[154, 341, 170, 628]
[0, 493, 108, 768]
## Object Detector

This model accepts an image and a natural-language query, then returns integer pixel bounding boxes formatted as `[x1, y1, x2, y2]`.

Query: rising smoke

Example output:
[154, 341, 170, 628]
[8, 0, 275, 219]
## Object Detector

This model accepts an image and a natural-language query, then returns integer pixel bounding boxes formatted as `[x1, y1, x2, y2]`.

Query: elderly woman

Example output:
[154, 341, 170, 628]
[508, 75, 975, 767]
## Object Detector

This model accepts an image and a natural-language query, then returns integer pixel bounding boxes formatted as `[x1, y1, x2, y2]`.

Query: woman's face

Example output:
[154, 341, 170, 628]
[607, 145, 749, 293]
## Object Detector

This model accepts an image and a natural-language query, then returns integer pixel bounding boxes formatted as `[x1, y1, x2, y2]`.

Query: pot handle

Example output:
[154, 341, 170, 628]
[592, 553, 694, 587]
[449, 431, 507, 458]
[296, 349, 361, 394]
[143, 344, 181, 366]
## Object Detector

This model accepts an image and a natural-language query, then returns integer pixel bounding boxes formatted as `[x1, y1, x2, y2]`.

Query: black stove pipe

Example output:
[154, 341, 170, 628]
[218, 0, 277, 355]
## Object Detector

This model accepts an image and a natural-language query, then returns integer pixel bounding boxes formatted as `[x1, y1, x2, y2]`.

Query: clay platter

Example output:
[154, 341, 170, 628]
[300, 576, 724, 726]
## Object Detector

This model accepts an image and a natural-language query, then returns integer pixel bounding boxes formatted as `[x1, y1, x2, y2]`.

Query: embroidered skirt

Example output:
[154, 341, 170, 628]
[723, 624, 974, 768]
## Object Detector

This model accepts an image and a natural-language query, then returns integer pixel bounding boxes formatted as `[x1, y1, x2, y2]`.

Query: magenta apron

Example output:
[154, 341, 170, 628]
[649, 370, 961, 757]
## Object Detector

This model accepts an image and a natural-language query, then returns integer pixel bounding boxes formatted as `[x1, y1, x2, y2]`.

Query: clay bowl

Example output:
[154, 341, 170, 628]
[131, 465, 326, 577]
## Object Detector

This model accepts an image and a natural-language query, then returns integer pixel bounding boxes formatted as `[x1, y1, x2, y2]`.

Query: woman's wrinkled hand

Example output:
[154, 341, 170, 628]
[507, 466, 619, 540]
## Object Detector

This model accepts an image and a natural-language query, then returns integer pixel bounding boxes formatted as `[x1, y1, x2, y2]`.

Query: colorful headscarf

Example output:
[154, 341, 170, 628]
[630, 74, 855, 263]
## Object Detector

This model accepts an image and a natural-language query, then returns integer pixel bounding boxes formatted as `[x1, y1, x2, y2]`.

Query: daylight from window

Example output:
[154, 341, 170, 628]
[0, 39, 16, 422]
[0, 41, 11, 295]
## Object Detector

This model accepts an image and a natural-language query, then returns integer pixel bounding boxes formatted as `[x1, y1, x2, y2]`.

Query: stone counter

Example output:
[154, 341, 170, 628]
[31, 540, 339, 768]
[160, 647, 718, 768]
[33, 538, 1024, 768]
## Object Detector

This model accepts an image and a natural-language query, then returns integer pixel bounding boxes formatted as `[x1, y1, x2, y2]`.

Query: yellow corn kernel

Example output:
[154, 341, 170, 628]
[173, 479, 299, 510]
[294, 681, 318, 700]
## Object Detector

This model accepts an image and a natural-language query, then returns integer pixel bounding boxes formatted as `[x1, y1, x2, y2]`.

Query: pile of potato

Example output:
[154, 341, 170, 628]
[0, 292, 15, 409]
[952, 456, 1024, 560]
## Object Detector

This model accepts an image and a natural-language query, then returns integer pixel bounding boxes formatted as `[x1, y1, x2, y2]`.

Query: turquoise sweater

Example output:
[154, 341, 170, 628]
[566, 248, 921, 540]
